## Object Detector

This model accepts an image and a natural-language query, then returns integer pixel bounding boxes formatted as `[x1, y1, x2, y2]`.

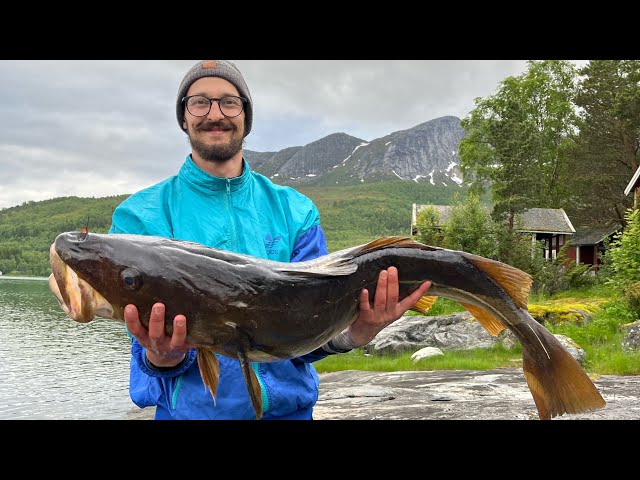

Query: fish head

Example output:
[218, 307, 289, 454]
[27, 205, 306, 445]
[48, 231, 147, 323]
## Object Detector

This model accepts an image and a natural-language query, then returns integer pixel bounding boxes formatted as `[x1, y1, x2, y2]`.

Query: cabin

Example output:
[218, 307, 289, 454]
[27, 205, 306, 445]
[517, 208, 576, 261]
[411, 204, 575, 260]
[625, 165, 640, 209]
[564, 224, 621, 272]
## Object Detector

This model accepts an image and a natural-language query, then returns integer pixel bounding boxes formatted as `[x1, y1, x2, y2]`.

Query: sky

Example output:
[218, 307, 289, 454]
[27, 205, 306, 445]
[0, 60, 533, 210]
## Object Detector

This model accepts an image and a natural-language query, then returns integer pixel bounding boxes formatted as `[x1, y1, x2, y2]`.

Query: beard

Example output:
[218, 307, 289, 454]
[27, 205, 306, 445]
[188, 120, 244, 163]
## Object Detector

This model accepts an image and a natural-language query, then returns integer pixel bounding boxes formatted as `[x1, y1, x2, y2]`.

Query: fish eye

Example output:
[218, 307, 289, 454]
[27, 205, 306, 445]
[120, 268, 143, 291]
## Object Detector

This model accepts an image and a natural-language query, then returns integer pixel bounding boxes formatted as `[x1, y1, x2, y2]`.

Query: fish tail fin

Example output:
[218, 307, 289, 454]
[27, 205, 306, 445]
[237, 349, 263, 420]
[197, 348, 220, 407]
[521, 322, 605, 420]
[459, 302, 506, 336]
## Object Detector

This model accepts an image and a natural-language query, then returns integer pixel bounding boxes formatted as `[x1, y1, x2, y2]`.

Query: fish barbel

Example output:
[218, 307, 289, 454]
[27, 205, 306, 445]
[48, 231, 605, 420]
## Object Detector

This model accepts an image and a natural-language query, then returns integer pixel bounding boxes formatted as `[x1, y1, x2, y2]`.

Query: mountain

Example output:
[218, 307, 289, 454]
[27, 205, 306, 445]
[244, 115, 466, 187]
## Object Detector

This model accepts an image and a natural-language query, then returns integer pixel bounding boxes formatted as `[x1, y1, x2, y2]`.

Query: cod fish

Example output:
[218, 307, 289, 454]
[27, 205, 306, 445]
[48, 231, 605, 420]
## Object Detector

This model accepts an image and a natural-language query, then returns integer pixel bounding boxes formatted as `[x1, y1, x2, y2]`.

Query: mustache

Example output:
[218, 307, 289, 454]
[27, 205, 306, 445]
[197, 120, 234, 131]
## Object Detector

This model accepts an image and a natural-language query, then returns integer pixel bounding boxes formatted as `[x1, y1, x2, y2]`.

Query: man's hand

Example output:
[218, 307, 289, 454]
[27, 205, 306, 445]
[124, 302, 195, 368]
[347, 267, 432, 348]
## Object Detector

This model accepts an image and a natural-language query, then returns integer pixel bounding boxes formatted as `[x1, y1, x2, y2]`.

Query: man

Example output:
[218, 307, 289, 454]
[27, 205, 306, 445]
[109, 60, 431, 419]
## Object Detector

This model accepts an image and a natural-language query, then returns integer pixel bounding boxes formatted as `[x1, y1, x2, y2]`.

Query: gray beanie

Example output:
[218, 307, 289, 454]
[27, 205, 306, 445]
[176, 60, 253, 137]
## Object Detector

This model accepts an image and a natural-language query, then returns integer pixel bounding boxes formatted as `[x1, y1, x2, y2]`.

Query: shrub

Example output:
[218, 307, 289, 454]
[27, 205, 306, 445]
[608, 208, 640, 287]
[623, 281, 640, 316]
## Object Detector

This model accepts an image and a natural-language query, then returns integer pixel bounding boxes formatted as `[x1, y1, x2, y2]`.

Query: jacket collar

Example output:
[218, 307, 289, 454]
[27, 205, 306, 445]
[178, 155, 251, 194]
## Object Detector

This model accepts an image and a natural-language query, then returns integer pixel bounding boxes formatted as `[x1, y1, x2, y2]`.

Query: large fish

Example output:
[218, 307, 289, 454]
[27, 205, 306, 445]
[48, 231, 605, 420]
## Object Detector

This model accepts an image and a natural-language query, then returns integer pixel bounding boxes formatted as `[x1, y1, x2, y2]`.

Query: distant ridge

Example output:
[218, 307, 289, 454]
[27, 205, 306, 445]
[245, 116, 466, 188]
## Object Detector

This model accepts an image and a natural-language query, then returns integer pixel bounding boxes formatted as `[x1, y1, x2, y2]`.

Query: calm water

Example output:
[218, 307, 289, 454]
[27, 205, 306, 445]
[0, 276, 139, 419]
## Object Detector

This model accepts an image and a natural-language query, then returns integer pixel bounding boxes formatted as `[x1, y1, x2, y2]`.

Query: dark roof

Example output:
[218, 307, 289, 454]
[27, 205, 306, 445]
[516, 208, 575, 234]
[568, 224, 621, 246]
[412, 204, 575, 234]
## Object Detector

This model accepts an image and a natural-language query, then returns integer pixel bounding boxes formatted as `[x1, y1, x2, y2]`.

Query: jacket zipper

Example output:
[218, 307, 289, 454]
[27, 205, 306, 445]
[225, 180, 238, 252]
[171, 374, 184, 410]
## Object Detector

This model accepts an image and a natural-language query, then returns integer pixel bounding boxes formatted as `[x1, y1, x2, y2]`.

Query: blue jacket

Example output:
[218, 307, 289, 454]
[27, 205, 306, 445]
[108, 155, 331, 419]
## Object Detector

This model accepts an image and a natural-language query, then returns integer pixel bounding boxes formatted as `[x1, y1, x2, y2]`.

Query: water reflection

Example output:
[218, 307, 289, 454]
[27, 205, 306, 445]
[0, 277, 140, 419]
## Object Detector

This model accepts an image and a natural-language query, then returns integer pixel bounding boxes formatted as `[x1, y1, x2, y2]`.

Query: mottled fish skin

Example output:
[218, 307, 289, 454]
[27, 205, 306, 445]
[48, 232, 606, 420]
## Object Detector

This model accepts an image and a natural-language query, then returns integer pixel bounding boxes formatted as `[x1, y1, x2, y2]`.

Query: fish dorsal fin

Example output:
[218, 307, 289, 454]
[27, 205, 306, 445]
[459, 302, 506, 336]
[197, 348, 220, 406]
[411, 295, 438, 314]
[463, 254, 533, 310]
[275, 249, 359, 277]
[278, 236, 437, 277]
[353, 236, 439, 256]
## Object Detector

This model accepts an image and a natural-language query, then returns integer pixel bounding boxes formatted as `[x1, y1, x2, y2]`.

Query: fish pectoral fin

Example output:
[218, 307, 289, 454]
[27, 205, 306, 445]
[237, 348, 263, 420]
[411, 295, 438, 314]
[459, 302, 506, 336]
[196, 348, 220, 406]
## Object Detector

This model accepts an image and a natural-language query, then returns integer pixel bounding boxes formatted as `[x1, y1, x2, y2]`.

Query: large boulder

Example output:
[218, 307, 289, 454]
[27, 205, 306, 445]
[368, 312, 586, 365]
[368, 312, 512, 354]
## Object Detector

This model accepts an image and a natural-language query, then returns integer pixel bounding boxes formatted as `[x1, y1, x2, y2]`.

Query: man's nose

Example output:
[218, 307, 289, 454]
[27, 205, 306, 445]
[206, 100, 226, 120]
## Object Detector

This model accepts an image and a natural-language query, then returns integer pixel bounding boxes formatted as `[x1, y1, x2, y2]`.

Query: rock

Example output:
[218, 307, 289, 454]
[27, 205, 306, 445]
[622, 321, 640, 351]
[312, 369, 640, 420]
[368, 312, 506, 354]
[554, 334, 586, 365]
[411, 347, 444, 362]
[367, 313, 587, 365]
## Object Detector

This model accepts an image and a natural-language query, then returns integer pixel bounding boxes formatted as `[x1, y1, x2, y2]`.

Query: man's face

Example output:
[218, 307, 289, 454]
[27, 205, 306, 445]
[183, 76, 245, 163]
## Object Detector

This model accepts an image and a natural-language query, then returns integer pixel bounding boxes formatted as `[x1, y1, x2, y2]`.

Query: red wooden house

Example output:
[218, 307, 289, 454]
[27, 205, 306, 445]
[564, 224, 621, 272]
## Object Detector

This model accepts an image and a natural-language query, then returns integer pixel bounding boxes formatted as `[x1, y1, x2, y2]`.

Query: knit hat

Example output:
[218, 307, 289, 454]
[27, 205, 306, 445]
[176, 60, 253, 137]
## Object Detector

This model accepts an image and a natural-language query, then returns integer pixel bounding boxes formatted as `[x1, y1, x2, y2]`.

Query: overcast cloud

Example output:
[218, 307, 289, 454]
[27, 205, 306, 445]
[0, 60, 531, 210]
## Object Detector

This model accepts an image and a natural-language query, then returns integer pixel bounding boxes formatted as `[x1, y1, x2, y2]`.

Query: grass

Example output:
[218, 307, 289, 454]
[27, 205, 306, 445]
[314, 282, 640, 376]
[314, 344, 523, 373]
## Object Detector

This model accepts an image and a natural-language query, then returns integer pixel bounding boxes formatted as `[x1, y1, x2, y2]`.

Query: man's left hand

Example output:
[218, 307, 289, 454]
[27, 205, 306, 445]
[347, 266, 432, 348]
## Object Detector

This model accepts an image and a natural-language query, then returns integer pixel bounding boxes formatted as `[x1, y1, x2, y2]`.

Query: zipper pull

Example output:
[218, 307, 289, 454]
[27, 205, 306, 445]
[226, 179, 231, 196]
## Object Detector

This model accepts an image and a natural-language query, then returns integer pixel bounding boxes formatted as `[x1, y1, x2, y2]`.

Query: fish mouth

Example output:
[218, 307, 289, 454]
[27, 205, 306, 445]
[48, 243, 114, 323]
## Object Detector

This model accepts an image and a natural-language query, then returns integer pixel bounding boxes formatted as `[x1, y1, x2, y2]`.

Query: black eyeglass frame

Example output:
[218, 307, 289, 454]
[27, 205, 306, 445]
[181, 95, 248, 118]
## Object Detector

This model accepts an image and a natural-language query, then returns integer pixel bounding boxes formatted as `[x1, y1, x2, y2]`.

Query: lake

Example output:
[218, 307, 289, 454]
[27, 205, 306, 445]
[0, 276, 141, 419]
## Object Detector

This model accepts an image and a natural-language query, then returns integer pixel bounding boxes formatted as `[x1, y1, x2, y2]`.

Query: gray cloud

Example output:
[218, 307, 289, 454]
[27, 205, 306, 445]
[0, 59, 529, 209]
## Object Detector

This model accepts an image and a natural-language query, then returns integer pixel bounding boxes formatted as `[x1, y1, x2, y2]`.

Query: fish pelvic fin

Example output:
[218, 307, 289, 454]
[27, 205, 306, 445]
[464, 254, 533, 310]
[411, 295, 438, 314]
[521, 321, 605, 420]
[237, 349, 263, 420]
[459, 302, 506, 336]
[196, 348, 220, 407]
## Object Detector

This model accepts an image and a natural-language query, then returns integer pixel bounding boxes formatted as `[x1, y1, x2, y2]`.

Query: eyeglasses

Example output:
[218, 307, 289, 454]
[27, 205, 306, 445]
[182, 95, 247, 118]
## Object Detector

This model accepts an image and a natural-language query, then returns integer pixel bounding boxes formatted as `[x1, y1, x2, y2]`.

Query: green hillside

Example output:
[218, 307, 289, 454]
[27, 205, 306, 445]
[297, 180, 463, 250]
[0, 181, 463, 276]
[0, 195, 130, 276]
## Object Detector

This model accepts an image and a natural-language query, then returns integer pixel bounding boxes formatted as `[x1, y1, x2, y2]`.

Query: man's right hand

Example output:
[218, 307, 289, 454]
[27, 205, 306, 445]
[124, 302, 195, 368]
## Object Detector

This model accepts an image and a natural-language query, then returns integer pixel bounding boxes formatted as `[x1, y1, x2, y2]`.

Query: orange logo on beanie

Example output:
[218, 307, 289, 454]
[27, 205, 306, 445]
[201, 61, 217, 69]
